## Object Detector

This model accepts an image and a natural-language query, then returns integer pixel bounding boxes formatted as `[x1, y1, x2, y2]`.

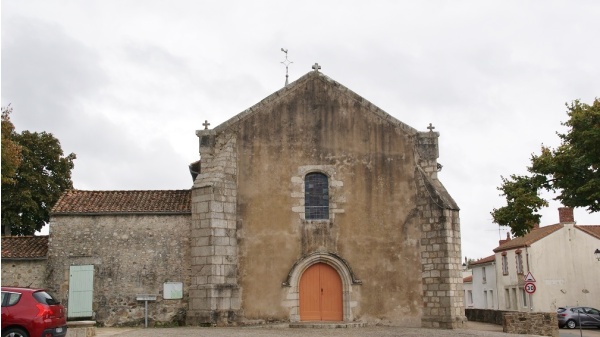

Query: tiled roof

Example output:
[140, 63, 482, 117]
[493, 224, 570, 252]
[493, 224, 600, 253]
[576, 225, 600, 239]
[469, 254, 495, 266]
[51, 190, 191, 215]
[1, 236, 48, 259]
[463, 275, 473, 283]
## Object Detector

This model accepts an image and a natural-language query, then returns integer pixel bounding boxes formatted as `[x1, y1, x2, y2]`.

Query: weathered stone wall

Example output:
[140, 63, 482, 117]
[1, 259, 47, 289]
[503, 312, 559, 337]
[47, 214, 191, 327]
[466, 309, 559, 337]
[465, 308, 507, 325]
[419, 205, 464, 329]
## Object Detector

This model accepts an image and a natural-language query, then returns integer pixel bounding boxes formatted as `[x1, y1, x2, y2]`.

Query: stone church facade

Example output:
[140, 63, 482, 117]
[46, 68, 465, 328]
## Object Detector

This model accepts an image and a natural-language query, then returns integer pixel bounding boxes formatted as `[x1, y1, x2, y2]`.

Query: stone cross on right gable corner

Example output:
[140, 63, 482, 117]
[427, 123, 435, 133]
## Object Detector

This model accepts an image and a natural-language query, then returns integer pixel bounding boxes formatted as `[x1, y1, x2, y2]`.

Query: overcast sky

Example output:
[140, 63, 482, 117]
[2, 0, 599, 261]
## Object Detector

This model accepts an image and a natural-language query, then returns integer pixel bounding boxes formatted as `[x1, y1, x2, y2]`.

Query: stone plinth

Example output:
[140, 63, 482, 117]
[66, 321, 96, 337]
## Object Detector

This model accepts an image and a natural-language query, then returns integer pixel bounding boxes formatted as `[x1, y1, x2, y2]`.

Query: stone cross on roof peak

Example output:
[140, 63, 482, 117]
[312, 63, 321, 72]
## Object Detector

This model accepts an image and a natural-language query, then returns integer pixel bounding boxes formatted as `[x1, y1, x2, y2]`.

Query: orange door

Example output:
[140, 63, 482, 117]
[299, 263, 343, 321]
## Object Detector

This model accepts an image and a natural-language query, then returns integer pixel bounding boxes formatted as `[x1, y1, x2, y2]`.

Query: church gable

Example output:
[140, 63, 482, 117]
[212, 69, 418, 139]
[190, 67, 465, 328]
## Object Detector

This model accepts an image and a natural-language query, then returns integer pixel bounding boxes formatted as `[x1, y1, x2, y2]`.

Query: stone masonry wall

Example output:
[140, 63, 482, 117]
[47, 214, 191, 327]
[419, 203, 465, 328]
[1, 259, 47, 289]
[503, 312, 559, 337]
[465, 308, 507, 325]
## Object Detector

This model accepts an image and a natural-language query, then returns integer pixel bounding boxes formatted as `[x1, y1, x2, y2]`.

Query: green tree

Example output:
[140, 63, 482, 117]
[1, 105, 22, 185]
[492, 98, 600, 237]
[1, 108, 76, 236]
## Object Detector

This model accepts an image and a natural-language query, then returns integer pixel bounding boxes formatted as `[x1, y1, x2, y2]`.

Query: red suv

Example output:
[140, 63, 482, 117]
[1, 287, 67, 337]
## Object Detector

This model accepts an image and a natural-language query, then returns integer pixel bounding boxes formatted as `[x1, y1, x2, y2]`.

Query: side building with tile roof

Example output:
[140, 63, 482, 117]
[492, 208, 600, 313]
[46, 190, 192, 326]
[1, 235, 49, 288]
[467, 255, 498, 310]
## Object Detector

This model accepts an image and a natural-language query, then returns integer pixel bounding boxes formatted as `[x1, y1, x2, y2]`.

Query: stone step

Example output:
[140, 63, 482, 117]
[66, 320, 96, 337]
[289, 321, 366, 329]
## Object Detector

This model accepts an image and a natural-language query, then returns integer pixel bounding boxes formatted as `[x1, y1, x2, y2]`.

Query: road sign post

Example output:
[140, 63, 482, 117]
[523, 271, 536, 310]
[136, 294, 157, 328]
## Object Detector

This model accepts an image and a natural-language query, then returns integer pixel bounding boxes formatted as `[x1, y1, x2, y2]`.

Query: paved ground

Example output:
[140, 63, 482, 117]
[93, 322, 600, 337]
[94, 322, 544, 337]
[559, 327, 600, 337]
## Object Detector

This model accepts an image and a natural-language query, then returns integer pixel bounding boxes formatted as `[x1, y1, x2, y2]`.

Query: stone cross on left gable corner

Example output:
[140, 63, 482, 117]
[203, 120, 210, 130]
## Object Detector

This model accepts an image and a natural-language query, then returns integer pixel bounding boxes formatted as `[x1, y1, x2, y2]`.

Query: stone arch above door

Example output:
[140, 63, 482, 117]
[281, 252, 361, 322]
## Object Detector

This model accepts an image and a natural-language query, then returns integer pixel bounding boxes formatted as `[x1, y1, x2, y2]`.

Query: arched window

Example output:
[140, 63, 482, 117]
[305, 173, 329, 220]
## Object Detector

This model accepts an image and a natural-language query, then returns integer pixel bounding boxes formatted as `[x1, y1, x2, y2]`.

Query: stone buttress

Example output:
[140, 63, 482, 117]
[416, 130, 466, 328]
[187, 128, 241, 325]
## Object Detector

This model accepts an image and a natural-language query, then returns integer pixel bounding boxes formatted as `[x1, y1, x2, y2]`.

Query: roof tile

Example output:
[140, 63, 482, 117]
[493, 224, 600, 252]
[576, 225, 600, 239]
[1, 236, 48, 259]
[494, 224, 563, 252]
[51, 190, 191, 214]
[469, 254, 495, 266]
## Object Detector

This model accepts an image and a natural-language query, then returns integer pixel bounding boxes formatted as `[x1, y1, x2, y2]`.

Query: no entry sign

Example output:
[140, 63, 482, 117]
[524, 282, 536, 294]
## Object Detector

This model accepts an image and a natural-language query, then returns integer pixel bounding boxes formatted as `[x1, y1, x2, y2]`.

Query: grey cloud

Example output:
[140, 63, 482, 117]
[2, 15, 108, 134]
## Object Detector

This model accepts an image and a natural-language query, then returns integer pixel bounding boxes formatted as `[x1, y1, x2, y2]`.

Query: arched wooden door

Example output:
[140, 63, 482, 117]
[299, 263, 343, 321]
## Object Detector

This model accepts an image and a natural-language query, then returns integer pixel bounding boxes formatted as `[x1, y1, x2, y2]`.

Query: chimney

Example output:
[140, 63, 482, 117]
[499, 232, 511, 246]
[532, 223, 540, 230]
[558, 207, 574, 224]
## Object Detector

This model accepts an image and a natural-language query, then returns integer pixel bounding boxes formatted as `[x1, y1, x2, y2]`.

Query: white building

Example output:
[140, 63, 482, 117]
[462, 261, 473, 309]
[493, 208, 600, 312]
[468, 255, 498, 309]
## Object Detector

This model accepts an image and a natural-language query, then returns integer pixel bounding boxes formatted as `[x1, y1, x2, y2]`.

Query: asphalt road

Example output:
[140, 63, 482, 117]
[559, 327, 600, 337]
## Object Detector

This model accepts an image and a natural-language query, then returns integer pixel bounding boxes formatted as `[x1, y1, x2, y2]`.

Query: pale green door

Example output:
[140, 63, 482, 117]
[68, 265, 94, 318]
